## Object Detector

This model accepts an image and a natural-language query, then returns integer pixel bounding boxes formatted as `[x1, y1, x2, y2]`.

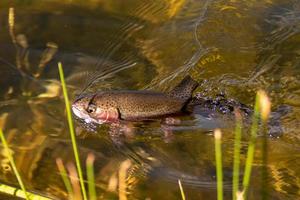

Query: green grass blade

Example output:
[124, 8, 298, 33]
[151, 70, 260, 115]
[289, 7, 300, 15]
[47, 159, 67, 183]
[242, 92, 260, 199]
[259, 90, 271, 200]
[178, 179, 186, 200]
[214, 129, 223, 200]
[261, 123, 268, 200]
[58, 62, 87, 200]
[56, 158, 74, 198]
[0, 128, 29, 200]
[0, 182, 52, 200]
[86, 154, 96, 200]
[232, 111, 242, 200]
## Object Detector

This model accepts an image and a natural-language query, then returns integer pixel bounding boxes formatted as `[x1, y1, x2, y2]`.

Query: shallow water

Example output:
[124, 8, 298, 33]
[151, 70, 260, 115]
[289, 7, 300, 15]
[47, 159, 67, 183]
[0, 0, 300, 199]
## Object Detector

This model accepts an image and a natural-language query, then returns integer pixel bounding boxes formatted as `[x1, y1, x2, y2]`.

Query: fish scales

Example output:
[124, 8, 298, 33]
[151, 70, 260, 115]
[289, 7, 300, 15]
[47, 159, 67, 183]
[99, 91, 185, 119]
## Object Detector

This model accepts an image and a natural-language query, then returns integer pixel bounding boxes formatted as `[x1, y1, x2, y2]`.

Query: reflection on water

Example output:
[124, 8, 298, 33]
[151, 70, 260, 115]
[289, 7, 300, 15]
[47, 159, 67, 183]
[0, 0, 300, 199]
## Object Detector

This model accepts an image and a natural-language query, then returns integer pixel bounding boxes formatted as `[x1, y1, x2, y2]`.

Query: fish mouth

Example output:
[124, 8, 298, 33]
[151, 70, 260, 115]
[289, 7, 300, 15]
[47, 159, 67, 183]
[72, 105, 104, 124]
[72, 105, 86, 119]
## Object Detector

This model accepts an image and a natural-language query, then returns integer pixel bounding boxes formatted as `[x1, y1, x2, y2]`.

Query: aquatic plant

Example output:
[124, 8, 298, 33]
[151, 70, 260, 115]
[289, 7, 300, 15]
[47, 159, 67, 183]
[214, 129, 223, 200]
[258, 91, 271, 200]
[242, 91, 260, 198]
[58, 62, 88, 200]
[86, 153, 97, 200]
[242, 90, 270, 199]
[56, 155, 98, 200]
[0, 182, 52, 200]
[214, 90, 271, 200]
[0, 129, 53, 199]
[56, 158, 74, 198]
[0, 128, 29, 200]
[232, 111, 242, 200]
[119, 159, 132, 200]
[178, 179, 186, 200]
[67, 162, 83, 199]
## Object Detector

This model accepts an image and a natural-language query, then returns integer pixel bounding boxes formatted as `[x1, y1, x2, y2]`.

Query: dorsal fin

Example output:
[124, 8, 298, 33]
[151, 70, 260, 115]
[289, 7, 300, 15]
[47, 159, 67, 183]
[167, 75, 199, 102]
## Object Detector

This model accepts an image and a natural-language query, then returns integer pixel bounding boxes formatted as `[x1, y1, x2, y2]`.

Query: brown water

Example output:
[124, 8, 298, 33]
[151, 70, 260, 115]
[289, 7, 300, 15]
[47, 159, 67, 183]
[0, 0, 300, 199]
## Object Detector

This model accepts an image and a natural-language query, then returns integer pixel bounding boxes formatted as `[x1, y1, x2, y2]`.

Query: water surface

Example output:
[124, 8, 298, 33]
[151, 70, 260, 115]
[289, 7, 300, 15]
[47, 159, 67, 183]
[0, 0, 300, 199]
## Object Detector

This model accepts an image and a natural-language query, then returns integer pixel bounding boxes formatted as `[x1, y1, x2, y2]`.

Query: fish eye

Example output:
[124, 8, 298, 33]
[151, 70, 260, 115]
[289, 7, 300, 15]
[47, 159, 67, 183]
[87, 104, 96, 113]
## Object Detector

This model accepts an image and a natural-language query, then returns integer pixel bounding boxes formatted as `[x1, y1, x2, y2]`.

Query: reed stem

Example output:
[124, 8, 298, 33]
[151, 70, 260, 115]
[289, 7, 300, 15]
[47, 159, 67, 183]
[86, 153, 96, 200]
[58, 62, 87, 200]
[178, 179, 186, 200]
[214, 129, 223, 200]
[242, 92, 260, 199]
[56, 158, 73, 198]
[0, 128, 29, 200]
[232, 111, 242, 200]
[261, 123, 268, 200]
[259, 90, 271, 200]
[0, 182, 52, 200]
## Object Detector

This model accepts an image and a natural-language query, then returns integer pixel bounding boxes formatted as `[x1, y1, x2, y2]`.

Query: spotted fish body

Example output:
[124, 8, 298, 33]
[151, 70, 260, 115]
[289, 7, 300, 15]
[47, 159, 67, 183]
[72, 76, 199, 124]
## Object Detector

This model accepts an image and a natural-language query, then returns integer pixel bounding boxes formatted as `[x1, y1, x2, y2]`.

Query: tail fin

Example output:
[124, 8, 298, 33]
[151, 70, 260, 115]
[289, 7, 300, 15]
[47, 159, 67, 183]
[167, 75, 199, 102]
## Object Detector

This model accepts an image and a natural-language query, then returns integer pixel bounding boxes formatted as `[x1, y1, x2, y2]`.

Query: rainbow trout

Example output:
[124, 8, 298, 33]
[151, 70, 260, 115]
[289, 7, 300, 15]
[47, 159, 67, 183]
[72, 76, 199, 124]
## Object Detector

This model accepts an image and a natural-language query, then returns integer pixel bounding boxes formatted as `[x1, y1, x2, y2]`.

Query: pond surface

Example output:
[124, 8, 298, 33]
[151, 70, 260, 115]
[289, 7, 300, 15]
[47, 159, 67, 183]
[0, 0, 300, 199]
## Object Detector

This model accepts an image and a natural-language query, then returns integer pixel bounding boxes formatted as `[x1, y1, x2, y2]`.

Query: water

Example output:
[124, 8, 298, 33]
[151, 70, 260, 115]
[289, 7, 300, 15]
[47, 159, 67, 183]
[0, 0, 300, 199]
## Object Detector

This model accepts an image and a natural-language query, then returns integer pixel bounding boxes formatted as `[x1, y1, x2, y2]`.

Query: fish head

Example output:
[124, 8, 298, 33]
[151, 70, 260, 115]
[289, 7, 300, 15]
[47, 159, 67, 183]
[72, 93, 119, 124]
[72, 94, 96, 123]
